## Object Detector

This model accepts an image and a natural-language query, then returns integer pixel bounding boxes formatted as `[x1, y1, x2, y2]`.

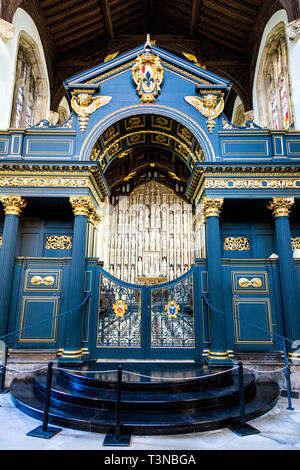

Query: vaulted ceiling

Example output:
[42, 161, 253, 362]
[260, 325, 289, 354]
[2, 0, 299, 116]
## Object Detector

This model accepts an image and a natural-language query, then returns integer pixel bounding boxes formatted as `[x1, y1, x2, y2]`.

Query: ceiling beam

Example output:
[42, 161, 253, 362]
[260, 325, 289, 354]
[101, 0, 114, 39]
[190, 0, 202, 38]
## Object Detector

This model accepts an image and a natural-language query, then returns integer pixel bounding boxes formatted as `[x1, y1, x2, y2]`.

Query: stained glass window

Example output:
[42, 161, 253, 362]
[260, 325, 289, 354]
[272, 90, 279, 129]
[15, 85, 23, 128]
[258, 28, 293, 130]
[280, 78, 289, 129]
[10, 44, 38, 128]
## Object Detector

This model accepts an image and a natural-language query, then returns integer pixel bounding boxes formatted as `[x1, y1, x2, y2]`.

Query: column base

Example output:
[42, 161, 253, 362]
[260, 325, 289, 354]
[203, 350, 234, 367]
[57, 349, 85, 366]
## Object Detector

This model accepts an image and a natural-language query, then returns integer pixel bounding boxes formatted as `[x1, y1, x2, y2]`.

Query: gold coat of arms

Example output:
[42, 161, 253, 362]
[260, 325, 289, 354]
[112, 299, 128, 318]
[132, 35, 164, 103]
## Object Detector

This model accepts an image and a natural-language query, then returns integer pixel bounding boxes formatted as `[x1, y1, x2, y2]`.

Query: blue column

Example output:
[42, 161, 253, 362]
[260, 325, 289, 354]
[204, 198, 233, 365]
[268, 198, 299, 362]
[59, 197, 93, 363]
[0, 196, 27, 337]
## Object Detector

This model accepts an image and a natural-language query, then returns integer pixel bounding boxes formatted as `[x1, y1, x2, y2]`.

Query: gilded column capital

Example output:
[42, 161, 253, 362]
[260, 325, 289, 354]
[69, 196, 96, 217]
[203, 198, 224, 220]
[0, 195, 27, 216]
[267, 197, 294, 218]
[88, 210, 102, 227]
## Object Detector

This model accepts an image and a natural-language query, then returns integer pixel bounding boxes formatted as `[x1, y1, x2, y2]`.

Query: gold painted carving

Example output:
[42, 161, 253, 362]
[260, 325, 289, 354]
[132, 35, 164, 103]
[71, 93, 112, 133]
[182, 52, 206, 69]
[185, 94, 224, 133]
[0, 195, 27, 216]
[203, 198, 224, 219]
[0, 235, 2, 248]
[31, 275, 55, 286]
[104, 51, 119, 62]
[45, 236, 72, 250]
[292, 237, 300, 250]
[267, 197, 294, 218]
[238, 277, 263, 288]
[112, 299, 128, 318]
[224, 237, 250, 251]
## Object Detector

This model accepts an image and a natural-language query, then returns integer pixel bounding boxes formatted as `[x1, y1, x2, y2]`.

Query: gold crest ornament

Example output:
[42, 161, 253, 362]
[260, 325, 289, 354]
[71, 92, 112, 133]
[165, 300, 180, 319]
[185, 93, 224, 133]
[112, 299, 128, 318]
[132, 34, 164, 103]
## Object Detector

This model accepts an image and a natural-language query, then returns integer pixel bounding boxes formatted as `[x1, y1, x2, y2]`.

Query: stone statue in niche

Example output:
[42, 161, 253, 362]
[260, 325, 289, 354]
[123, 264, 128, 281]
[162, 257, 167, 276]
[169, 265, 174, 280]
[137, 256, 143, 275]
[130, 264, 135, 282]
[150, 229, 156, 251]
[144, 229, 149, 251]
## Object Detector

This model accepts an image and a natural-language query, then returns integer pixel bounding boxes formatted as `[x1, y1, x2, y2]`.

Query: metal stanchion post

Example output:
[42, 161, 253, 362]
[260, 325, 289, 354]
[0, 340, 8, 394]
[103, 365, 131, 446]
[229, 362, 260, 436]
[281, 338, 294, 410]
[27, 361, 62, 439]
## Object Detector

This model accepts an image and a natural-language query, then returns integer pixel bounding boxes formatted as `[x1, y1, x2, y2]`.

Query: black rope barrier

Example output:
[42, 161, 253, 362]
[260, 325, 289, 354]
[103, 365, 131, 447]
[26, 361, 62, 439]
[202, 294, 296, 411]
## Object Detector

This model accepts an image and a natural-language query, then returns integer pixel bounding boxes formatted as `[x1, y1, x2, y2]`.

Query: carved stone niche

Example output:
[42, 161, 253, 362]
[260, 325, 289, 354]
[286, 19, 300, 42]
[0, 19, 15, 43]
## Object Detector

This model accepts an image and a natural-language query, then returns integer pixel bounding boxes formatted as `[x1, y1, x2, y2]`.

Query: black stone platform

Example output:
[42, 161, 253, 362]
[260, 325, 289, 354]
[10, 361, 279, 435]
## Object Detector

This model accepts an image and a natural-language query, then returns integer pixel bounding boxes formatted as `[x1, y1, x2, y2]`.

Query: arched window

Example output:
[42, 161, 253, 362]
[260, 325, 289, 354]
[257, 23, 293, 130]
[10, 33, 48, 128]
[233, 103, 246, 126]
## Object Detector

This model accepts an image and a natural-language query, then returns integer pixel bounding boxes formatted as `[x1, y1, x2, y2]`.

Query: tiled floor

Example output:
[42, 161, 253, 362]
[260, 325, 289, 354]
[0, 392, 299, 450]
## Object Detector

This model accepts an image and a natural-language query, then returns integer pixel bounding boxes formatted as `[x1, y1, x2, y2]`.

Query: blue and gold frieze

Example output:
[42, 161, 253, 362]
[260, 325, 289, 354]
[187, 162, 300, 203]
[0, 162, 109, 204]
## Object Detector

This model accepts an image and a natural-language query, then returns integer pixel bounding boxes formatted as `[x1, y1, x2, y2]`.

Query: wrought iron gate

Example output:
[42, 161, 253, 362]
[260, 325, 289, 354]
[92, 266, 202, 359]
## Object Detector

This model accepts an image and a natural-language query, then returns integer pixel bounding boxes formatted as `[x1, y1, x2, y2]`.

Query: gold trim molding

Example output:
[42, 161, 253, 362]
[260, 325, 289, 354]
[267, 197, 294, 218]
[0, 195, 27, 216]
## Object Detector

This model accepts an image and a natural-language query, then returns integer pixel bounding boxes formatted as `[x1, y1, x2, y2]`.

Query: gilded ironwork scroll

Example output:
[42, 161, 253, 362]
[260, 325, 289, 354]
[97, 273, 142, 348]
[151, 274, 194, 348]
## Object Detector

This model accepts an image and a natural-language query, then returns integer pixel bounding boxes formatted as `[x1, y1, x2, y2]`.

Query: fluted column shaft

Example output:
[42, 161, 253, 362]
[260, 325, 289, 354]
[268, 198, 299, 361]
[0, 196, 27, 337]
[204, 198, 232, 364]
[60, 197, 99, 363]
